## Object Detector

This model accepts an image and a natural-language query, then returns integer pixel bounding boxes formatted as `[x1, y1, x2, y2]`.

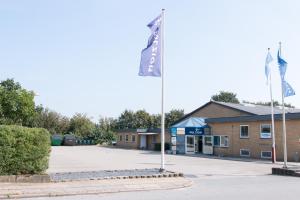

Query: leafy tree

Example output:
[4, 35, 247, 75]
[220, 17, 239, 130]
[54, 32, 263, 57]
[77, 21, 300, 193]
[34, 106, 70, 134]
[211, 91, 240, 104]
[69, 113, 95, 138]
[133, 110, 152, 128]
[150, 114, 161, 128]
[116, 110, 135, 129]
[0, 79, 36, 126]
[165, 109, 184, 128]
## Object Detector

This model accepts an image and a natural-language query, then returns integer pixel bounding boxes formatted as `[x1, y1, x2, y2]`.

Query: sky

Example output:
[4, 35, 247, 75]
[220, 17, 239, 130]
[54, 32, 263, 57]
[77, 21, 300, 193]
[0, 0, 299, 121]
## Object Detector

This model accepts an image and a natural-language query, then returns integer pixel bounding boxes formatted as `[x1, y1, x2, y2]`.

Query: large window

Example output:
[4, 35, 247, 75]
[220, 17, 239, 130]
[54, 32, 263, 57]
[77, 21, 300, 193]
[132, 135, 136, 142]
[260, 124, 272, 139]
[125, 135, 129, 142]
[240, 149, 250, 157]
[214, 136, 229, 147]
[240, 125, 249, 138]
[261, 151, 272, 159]
[119, 135, 122, 142]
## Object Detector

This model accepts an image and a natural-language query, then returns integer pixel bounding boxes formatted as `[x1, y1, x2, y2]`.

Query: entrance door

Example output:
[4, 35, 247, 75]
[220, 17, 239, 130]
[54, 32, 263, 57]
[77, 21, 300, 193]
[140, 135, 147, 149]
[185, 135, 195, 154]
[198, 136, 203, 153]
[203, 135, 213, 155]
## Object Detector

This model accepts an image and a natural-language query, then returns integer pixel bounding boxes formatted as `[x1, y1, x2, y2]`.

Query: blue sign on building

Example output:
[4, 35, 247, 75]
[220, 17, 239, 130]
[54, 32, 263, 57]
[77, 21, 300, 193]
[185, 127, 204, 135]
[170, 127, 177, 137]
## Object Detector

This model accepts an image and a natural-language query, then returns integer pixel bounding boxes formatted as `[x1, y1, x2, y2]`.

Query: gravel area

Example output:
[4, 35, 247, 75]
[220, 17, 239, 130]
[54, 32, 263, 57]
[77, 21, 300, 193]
[49, 168, 176, 182]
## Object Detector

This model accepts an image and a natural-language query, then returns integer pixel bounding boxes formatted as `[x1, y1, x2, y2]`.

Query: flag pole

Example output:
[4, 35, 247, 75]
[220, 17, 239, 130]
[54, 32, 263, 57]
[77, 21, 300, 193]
[160, 8, 165, 172]
[268, 48, 276, 163]
[279, 42, 288, 168]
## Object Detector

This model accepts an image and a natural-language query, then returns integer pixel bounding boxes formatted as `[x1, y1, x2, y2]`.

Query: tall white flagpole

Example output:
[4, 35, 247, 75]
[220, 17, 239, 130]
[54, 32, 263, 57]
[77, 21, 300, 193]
[279, 42, 288, 168]
[268, 48, 276, 163]
[160, 8, 165, 172]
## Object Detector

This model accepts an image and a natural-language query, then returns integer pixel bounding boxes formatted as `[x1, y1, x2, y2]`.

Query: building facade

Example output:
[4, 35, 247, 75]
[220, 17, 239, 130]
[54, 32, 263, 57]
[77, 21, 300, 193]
[171, 101, 300, 162]
[116, 128, 171, 151]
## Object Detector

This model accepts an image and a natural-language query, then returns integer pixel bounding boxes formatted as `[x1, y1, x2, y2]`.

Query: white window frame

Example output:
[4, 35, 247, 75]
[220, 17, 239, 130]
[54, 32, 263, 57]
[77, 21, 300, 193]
[240, 149, 250, 157]
[261, 151, 272, 159]
[260, 124, 272, 139]
[240, 125, 249, 138]
[213, 135, 229, 147]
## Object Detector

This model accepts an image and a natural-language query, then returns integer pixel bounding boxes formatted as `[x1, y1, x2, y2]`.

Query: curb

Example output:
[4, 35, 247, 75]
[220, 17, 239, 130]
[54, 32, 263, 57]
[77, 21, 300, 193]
[0, 174, 50, 183]
[272, 167, 300, 177]
[0, 177, 192, 199]
[0, 170, 184, 183]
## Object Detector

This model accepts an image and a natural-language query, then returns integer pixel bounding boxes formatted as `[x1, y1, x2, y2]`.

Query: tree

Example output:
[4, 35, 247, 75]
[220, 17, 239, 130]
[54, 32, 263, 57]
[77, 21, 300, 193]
[116, 110, 135, 129]
[211, 91, 240, 104]
[69, 113, 95, 138]
[133, 110, 152, 128]
[165, 109, 184, 128]
[34, 106, 70, 134]
[0, 79, 36, 126]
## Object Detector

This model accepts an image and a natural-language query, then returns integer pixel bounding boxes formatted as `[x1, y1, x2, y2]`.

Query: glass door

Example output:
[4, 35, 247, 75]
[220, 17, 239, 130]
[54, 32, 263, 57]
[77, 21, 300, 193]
[185, 135, 195, 154]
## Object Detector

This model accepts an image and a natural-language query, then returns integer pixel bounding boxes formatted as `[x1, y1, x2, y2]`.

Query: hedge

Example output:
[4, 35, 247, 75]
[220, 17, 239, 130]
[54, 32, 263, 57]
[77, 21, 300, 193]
[0, 125, 51, 175]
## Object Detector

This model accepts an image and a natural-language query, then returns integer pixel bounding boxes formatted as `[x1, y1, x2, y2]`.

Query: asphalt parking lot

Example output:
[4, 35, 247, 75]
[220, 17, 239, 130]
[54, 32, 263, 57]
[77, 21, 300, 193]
[45, 146, 300, 200]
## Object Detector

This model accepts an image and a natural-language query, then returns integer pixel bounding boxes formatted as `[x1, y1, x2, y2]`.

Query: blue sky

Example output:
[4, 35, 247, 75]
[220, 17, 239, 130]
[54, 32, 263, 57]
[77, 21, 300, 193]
[1, 0, 299, 120]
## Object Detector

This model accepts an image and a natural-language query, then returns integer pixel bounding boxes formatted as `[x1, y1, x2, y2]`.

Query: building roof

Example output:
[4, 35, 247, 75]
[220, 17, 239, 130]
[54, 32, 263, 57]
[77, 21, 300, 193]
[214, 101, 300, 115]
[205, 112, 300, 123]
[172, 100, 300, 126]
[171, 117, 207, 128]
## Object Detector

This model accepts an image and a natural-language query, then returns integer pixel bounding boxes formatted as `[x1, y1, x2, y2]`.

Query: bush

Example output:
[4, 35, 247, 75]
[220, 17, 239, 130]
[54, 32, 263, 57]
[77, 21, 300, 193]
[154, 143, 171, 151]
[0, 125, 51, 175]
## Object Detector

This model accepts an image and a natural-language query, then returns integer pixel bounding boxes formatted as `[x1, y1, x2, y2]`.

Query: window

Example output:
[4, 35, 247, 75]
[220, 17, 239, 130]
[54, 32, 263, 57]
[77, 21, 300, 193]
[125, 135, 129, 142]
[204, 136, 212, 146]
[152, 135, 156, 143]
[240, 149, 250, 157]
[213, 136, 229, 147]
[260, 124, 272, 139]
[240, 125, 249, 138]
[261, 151, 272, 159]
[119, 135, 122, 142]
[204, 127, 211, 135]
[132, 135, 136, 142]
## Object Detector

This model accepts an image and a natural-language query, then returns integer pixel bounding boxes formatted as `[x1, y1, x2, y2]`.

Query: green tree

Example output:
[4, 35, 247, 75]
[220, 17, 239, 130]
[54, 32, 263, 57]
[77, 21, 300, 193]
[211, 91, 240, 104]
[0, 79, 36, 126]
[34, 106, 70, 134]
[133, 110, 152, 128]
[116, 110, 135, 129]
[69, 113, 95, 138]
[165, 109, 184, 128]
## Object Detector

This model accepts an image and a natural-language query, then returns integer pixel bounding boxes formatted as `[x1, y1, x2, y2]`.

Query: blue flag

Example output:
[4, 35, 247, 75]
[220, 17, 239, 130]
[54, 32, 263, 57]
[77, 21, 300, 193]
[265, 51, 273, 84]
[139, 15, 162, 77]
[283, 80, 295, 97]
[277, 50, 287, 79]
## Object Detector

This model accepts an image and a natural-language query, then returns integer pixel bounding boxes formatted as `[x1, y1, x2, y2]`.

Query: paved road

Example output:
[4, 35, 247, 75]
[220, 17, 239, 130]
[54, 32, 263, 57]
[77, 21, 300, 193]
[37, 146, 300, 200]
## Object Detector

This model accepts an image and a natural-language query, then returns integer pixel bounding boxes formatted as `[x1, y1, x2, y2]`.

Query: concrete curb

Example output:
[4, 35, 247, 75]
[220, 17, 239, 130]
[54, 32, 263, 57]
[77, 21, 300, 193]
[0, 169, 183, 183]
[272, 167, 300, 177]
[0, 177, 192, 199]
[0, 174, 50, 183]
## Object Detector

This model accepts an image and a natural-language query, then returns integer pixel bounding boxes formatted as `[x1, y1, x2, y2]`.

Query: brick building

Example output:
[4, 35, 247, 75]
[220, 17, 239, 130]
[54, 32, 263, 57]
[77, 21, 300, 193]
[171, 101, 300, 161]
[116, 128, 171, 151]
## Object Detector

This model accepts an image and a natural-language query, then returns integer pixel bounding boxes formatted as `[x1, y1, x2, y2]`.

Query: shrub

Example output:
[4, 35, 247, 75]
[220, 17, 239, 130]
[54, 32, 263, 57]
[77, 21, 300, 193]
[0, 125, 51, 175]
[154, 143, 171, 151]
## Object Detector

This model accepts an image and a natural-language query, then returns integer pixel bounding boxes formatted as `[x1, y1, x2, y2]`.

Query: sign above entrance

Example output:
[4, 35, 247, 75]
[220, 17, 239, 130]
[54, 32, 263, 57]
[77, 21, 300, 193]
[185, 127, 204, 135]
